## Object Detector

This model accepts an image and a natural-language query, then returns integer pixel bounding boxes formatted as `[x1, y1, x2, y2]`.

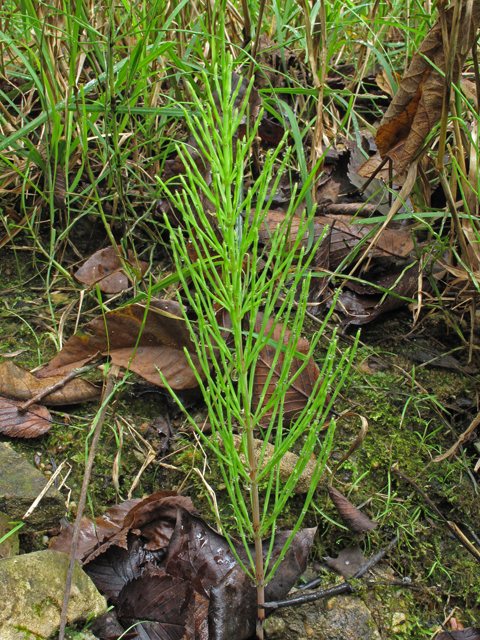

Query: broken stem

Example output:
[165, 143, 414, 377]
[58, 365, 119, 640]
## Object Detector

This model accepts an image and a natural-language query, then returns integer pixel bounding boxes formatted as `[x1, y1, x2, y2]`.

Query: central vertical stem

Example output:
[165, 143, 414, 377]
[246, 427, 265, 638]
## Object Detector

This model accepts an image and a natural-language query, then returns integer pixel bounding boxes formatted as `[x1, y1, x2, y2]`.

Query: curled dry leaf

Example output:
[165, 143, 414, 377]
[0, 395, 52, 438]
[334, 255, 446, 326]
[327, 485, 377, 534]
[38, 299, 205, 390]
[375, 2, 480, 172]
[251, 313, 321, 428]
[75, 246, 148, 294]
[0, 360, 100, 405]
[50, 491, 193, 565]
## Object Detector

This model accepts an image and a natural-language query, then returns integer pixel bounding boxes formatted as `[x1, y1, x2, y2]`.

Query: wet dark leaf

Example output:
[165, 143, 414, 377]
[0, 360, 100, 405]
[89, 611, 138, 640]
[164, 507, 237, 600]
[327, 485, 377, 534]
[85, 537, 156, 603]
[75, 247, 149, 294]
[0, 395, 53, 438]
[117, 564, 194, 639]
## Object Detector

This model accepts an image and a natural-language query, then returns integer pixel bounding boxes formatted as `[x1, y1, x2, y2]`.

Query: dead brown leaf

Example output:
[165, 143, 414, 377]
[0, 395, 53, 437]
[75, 247, 148, 294]
[375, 2, 480, 172]
[0, 360, 100, 405]
[38, 300, 205, 389]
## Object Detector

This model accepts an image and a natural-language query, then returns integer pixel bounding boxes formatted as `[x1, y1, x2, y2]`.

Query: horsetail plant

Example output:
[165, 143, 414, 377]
[157, 58, 358, 639]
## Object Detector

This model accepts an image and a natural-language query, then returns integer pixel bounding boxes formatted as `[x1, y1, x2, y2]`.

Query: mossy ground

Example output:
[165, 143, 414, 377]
[1, 241, 479, 638]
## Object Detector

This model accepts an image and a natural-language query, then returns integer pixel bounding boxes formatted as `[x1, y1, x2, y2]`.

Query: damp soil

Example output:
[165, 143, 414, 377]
[1, 239, 480, 638]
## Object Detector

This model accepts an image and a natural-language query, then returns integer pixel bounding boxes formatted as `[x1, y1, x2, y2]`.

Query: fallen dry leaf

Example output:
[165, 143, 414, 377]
[334, 255, 446, 327]
[327, 485, 377, 534]
[75, 246, 148, 294]
[0, 395, 53, 437]
[324, 544, 367, 578]
[375, 2, 480, 172]
[38, 299, 205, 389]
[0, 360, 100, 405]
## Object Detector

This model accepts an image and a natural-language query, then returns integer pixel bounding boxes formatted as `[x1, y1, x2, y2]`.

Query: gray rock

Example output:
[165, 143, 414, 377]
[0, 510, 19, 558]
[264, 594, 381, 640]
[0, 442, 64, 531]
[0, 549, 107, 640]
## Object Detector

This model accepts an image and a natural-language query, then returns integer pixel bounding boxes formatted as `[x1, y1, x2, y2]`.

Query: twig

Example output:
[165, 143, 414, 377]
[392, 467, 480, 565]
[17, 355, 101, 414]
[433, 410, 480, 463]
[261, 537, 398, 609]
[58, 365, 119, 640]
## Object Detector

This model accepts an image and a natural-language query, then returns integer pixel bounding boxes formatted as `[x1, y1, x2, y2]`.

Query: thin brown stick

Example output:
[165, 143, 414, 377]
[433, 410, 480, 463]
[58, 365, 120, 640]
[247, 0, 267, 81]
[262, 536, 398, 609]
[392, 467, 480, 565]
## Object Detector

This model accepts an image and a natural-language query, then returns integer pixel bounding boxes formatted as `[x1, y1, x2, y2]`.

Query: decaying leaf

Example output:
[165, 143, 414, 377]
[324, 544, 367, 578]
[38, 300, 205, 390]
[327, 485, 377, 534]
[251, 313, 321, 427]
[75, 246, 149, 294]
[0, 395, 53, 437]
[53, 165, 67, 209]
[334, 255, 446, 326]
[375, 2, 480, 172]
[0, 360, 100, 405]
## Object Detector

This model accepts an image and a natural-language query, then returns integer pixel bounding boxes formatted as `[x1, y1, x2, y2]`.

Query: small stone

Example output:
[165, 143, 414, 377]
[267, 595, 380, 639]
[265, 616, 287, 638]
[0, 549, 106, 640]
[326, 597, 336, 611]
[0, 442, 64, 532]
[391, 611, 406, 633]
